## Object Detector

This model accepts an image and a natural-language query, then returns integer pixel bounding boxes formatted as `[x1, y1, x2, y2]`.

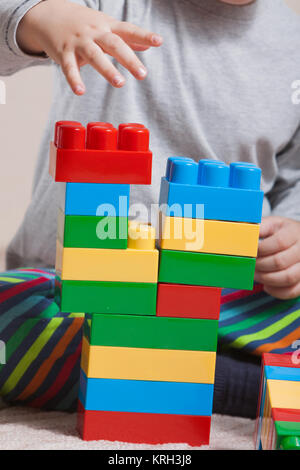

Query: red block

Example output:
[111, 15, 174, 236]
[263, 353, 300, 369]
[49, 121, 152, 184]
[272, 408, 300, 423]
[77, 400, 211, 446]
[156, 283, 221, 319]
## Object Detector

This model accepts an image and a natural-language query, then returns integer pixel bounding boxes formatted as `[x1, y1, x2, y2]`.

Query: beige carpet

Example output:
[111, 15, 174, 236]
[0, 405, 255, 450]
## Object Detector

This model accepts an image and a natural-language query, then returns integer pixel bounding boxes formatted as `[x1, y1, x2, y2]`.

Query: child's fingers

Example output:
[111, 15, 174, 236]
[61, 52, 86, 95]
[254, 262, 300, 288]
[263, 282, 300, 300]
[259, 216, 284, 239]
[96, 32, 147, 80]
[129, 44, 151, 52]
[112, 21, 163, 47]
[77, 42, 125, 87]
[255, 243, 299, 273]
[257, 225, 296, 258]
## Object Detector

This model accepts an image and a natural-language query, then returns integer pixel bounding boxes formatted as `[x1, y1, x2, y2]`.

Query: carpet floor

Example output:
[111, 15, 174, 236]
[0, 405, 255, 450]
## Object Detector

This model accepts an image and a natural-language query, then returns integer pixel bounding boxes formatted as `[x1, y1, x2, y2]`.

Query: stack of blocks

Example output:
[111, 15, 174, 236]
[157, 156, 263, 444]
[51, 120, 155, 316]
[255, 353, 300, 450]
[50, 121, 264, 446]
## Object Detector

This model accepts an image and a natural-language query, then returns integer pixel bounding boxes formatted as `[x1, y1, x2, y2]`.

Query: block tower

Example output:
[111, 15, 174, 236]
[255, 353, 300, 450]
[50, 123, 264, 446]
[50, 120, 155, 316]
[50, 120, 163, 443]
[157, 157, 264, 443]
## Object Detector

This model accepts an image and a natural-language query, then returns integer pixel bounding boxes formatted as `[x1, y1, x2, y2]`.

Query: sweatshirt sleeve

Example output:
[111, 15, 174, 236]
[0, 1, 51, 76]
[268, 123, 300, 221]
[0, 0, 100, 76]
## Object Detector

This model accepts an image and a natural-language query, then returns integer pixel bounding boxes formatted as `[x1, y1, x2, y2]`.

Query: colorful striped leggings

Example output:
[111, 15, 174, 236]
[0, 268, 299, 414]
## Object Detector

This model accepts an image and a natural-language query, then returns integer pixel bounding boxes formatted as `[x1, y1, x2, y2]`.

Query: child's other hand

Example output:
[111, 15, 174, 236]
[254, 216, 300, 299]
[16, 0, 163, 94]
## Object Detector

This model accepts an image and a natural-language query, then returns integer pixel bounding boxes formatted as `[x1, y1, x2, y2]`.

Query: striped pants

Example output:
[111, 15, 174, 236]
[0, 268, 299, 412]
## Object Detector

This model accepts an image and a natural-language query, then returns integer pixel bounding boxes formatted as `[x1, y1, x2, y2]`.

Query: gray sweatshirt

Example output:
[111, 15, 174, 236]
[1, 0, 300, 269]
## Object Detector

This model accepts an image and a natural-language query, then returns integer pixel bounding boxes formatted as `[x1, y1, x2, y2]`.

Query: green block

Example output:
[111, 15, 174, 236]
[55, 278, 157, 315]
[158, 250, 256, 290]
[84, 313, 219, 351]
[58, 212, 128, 249]
[275, 421, 300, 449]
[279, 436, 300, 450]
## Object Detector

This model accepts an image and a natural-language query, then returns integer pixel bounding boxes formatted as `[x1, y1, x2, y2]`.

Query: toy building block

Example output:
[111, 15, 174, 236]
[77, 401, 211, 445]
[255, 353, 300, 450]
[159, 213, 260, 257]
[83, 313, 219, 351]
[81, 336, 216, 383]
[272, 408, 300, 423]
[55, 222, 159, 283]
[55, 278, 157, 315]
[57, 210, 128, 249]
[273, 421, 300, 450]
[49, 122, 152, 184]
[79, 370, 214, 416]
[267, 379, 300, 410]
[264, 365, 300, 382]
[261, 353, 300, 369]
[58, 181, 130, 216]
[156, 283, 221, 319]
[159, 158, 263, 223]
[159, 249, 256, 290]
[269, 407, 300, 449]
[260, 402, 300, 450]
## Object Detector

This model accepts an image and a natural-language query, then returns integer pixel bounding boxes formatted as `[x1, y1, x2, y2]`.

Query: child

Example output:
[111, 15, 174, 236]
[0, 0, 300, 418]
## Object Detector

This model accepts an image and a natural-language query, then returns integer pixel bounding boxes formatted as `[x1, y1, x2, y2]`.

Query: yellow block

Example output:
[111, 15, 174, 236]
[56, 243, 159, 283]
[268, 379, 300, 410]
[81, 337, 216, 384]
[159, 213, 259, 257]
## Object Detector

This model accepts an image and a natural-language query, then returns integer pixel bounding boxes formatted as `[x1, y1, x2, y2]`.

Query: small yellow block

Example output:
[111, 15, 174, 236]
[81, 336, 216, 384]
[127, 220, 156, 250]
[159, 213, 259, 257]
[267, 379, 300, 410]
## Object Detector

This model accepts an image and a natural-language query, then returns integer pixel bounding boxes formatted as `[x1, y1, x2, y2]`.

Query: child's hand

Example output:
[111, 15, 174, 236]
[254, 216, 300, 299]
[16, 0, 163, 94]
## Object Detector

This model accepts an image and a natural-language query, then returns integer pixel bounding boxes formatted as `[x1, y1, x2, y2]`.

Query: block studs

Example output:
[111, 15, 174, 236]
[57, 123, 86, 149]
[230, 162, 261, 190]
[54, 121, 82, 147]
[128, 221, 156, 250]
[86, 125, 118, 150]
[165, 157, 194, 181]
[118, 125, 149, 151]
[200, 161, 230, 188]
[169, 160, 198, 185]
[197, 159, 215, 184]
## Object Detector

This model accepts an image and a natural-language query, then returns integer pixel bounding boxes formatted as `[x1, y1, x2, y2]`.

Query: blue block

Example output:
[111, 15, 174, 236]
[79, 370, 214, 416]
[58, 182, 130, 216]
[159, 157, 263, 223]
[265, 365, 300, 382]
